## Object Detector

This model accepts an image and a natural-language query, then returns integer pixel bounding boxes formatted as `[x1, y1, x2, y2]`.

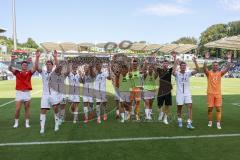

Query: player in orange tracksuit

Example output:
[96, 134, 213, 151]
[203, 51, 232, 129]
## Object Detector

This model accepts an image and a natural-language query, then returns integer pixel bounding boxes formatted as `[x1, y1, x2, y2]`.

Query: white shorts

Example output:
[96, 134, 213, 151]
[15, 91, 31, 102]
[119, 91, 130, 102]
[41, 94, 61, 109]
[114, 88, 120, 101]
[83, 96, 93, 103]
[176, 94, 192, 105]
[68, 95, 80, 103]
[59, 94, 67, 105]
[95, 91, 107, 102]
[143, 90, 155, 100]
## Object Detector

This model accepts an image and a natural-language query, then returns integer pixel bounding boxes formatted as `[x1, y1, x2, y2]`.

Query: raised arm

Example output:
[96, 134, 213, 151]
[221, 51, 233, 76]
[64, 62, 71, 77]
[141, 60, 148, 79]
[34, 50, 41, 73]
[53, 50, 58, 66]
[203, 52, 210, 76]
[107, 64, 111, 80]
[191, 56, 199, 75]
[172, 51, 178, 76]
[8, 65, 16, 74]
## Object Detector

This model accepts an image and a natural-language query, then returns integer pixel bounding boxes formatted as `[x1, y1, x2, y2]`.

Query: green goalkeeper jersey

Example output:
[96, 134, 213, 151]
[144, 74, 156, 91]
[119, 74, 133, 92]
[131, 71, 142, 88]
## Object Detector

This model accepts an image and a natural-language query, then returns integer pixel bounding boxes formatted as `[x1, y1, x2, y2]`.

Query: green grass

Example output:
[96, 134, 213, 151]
[0, 78, 240, 160]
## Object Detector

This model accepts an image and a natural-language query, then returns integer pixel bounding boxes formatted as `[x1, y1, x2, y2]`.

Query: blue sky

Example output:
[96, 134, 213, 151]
[0, 0, 240, 44]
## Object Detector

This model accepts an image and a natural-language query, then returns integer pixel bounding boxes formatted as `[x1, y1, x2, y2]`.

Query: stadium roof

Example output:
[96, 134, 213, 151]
[159, 44, 179, 53]
[130, 43, 147, 51]
[0, 27, 6, 33]
[79, 42, 95, 48]
[144, 44, 162, 51]
[41, 42, 63, 52]
[204, 35, 240, 50]
[59, 42, 78, 52]
[95, 43, 107, 48]
[174, 44, 197, 54]
[40, 42, 196, 54]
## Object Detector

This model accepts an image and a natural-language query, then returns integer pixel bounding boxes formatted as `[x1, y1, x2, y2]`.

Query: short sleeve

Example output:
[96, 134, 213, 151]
[188, 71, 192, 77]
[28, 70, 33, 76]
[13, 70, 20, 76]
[40, 70, 45, 77]
[169, 67, 173, 74]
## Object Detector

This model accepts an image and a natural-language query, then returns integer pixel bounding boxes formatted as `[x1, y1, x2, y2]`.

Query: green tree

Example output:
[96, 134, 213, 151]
[228, 20, 240, 36]
[172, 37, 197, 44]
[22, 38, 39, 49]
[199, 24, 228, 57]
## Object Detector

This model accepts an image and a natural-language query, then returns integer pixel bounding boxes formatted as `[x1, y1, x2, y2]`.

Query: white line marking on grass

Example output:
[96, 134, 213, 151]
[1, 133, 240, 147]
[231, 103, 240, 107]
[0, 90, 41, 108]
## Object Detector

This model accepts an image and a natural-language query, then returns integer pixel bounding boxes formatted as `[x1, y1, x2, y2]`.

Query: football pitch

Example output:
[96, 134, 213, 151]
[0, 78, 240, 160]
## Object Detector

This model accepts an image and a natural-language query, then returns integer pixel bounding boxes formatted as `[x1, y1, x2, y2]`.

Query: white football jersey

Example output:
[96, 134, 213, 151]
[175, 71, 192, 96]
[48, 72, 67, 95]
[94, 71, 109, 92]
[68, 72, 81, 95]
[40, 70, 52, 95]
[83, 75, 95, 95]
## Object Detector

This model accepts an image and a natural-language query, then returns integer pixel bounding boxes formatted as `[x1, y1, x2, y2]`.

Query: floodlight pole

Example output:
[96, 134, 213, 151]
[12, 0, 17, 50]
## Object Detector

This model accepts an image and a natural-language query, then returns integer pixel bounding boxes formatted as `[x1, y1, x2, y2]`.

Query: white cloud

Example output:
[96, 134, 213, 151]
[141, 3, 191, 16]
[220, 0, 240, 11]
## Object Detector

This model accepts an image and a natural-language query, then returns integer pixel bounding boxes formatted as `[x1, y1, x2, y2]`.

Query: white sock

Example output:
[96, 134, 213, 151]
[121, 113, 125, 120]
[164, 114, 168, 119]
[131, 105, 135, 115]
[178, 118, 182, 122]
[145, 109, 149, 119]
[25, 119, 30, 125]
[96, 105, 100, 117]
[40, 114, 46, 129]
[84, 106, 88, 119]
[60, 108, 65, 120]
[150, 109, 153, 119]
[54, 114, 59, 125]
[15, 119, 19, 125]
[125, 111, 128, 120]
[187, 119, 192, 124]
[73, 112, 78, 121]
[149, 109, 152, 115]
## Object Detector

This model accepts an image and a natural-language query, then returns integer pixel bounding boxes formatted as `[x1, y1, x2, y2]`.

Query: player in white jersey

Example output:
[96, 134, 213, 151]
[172, 57, 199, 129]
[67, 63, 83, 123]
[94, 62, 111, 123]
[50, 62, 69, 125]
[35, 50, 61, 134]
[82, 64, 95, 123]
